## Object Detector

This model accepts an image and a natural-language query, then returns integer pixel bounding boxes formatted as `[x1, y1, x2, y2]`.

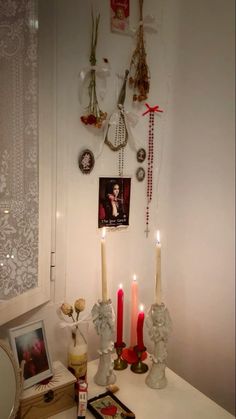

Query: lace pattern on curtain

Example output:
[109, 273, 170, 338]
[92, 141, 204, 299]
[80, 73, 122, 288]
[0, 0, 38, 299]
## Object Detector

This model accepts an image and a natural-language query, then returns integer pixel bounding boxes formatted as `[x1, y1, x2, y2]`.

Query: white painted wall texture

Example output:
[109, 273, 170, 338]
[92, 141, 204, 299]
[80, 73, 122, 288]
[1, 0, 234, 415]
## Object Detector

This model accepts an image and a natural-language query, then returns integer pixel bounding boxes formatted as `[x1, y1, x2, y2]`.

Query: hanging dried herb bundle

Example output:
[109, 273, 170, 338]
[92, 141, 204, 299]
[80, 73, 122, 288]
[129, 0, 150, 102]
[81, 12, 107, 128]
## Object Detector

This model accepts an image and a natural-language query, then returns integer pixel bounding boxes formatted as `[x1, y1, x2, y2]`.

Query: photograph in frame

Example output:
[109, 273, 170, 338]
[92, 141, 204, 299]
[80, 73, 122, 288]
[88, 390, 135, 419]
[9, 319, 53, 389]
[110, 0, 130, 35]
[98, 177, 131, 228]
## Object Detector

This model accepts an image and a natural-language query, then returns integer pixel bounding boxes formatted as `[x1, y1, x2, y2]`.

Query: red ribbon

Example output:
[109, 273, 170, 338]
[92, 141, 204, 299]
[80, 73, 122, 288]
[142, 103, 164, 116]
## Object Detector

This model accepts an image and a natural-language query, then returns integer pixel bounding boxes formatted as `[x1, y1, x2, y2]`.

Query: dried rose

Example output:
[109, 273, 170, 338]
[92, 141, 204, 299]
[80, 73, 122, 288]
[87, 114, 97, 125]
[74, 298, 85, 313]
[129, 77, 134, 86]
[61, 303, 73, 316]
[81, 115, 88, 125]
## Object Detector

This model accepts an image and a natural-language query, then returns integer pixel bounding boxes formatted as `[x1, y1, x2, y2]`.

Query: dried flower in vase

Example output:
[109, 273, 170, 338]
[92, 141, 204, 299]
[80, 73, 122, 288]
[60, 299, 86, 346]
[129, 0, 150, 102]
[60, 299, 87, 379]
[61, 303, 73, 317]
[74, 298, 85, 314]
[80, 12, 107, 128]
[60, 298, 85, 323]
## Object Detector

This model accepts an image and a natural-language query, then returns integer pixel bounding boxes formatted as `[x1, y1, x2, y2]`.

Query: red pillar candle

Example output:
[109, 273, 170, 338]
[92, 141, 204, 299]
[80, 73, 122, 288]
[116, 284, 124, 345]
[130, 274, 138, 347]
[137, 305, 145, 351]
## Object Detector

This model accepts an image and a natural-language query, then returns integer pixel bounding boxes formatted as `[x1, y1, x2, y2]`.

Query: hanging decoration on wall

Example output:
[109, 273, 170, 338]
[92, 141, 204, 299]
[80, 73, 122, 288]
[104, 70, 132, 176]
[110, 0, 130, 35]
[136, 167, 145, 182]
[80, 13, 108, 129]
[98, 177, 131, 228]
[78, 149, 95, 174]
[142, 103, 163, 237]
[129, 0, 150, 102]
[137, 148, 146, 163]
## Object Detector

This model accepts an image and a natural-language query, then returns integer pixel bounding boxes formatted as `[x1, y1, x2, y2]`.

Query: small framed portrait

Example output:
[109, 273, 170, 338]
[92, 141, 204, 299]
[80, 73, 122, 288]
[78, 149, 95, 174]
[98, 177, 131, 228]
[9, 320, 53, 389]
[136, 167, 145, 182]
[88, 390, 135, 419]
[110, 0, 130, 35]
[136, 148, 146, 163]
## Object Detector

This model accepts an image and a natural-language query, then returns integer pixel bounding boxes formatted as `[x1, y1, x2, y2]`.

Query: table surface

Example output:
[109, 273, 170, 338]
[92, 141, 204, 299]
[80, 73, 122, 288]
[50, 356, 235, 419]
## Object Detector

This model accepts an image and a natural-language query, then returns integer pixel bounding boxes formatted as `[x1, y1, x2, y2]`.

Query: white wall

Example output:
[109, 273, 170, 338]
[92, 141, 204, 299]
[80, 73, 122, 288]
[163, 0, 235, 414]
[1, 0, 234, 414]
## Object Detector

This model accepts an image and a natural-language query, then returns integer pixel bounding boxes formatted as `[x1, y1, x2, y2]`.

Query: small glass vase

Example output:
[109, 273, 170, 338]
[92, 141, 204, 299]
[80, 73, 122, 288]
[68, 324, 88, 380]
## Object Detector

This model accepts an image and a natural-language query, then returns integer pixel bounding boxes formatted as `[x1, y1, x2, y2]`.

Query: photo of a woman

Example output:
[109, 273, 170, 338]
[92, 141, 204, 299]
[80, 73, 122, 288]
[98, 177, 131, 228]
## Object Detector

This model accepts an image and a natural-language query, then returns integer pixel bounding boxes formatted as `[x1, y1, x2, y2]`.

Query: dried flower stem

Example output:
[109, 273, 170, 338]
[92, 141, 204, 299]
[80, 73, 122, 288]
[81, 12, 107, 127]
[60, 299, 86, 347]
[129, 0, 150, 102]
[88, 12, 99, 115]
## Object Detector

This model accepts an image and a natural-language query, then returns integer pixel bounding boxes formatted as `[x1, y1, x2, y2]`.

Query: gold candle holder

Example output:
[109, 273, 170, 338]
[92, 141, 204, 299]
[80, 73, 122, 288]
[131, 345, 148, 374]
[114, 342, 128, 370]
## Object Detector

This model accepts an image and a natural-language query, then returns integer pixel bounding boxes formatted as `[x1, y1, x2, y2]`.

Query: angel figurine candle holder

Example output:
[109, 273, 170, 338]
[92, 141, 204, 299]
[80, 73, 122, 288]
[91, 300, 116, 386]
[145, 303, 172, 389]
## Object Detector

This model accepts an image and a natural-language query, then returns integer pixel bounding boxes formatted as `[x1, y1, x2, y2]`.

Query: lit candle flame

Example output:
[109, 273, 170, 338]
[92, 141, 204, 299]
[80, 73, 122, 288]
[156, 230, 161, 244]
[119, 283, 123, 289]
[139, 304, 144, 312]
[132, 274, 137, 281]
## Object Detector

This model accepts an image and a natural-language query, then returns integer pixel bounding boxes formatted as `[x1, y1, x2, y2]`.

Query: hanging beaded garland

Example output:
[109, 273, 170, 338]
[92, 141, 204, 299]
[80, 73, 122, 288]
[142, 103, 163, 237]
[105, 70, 129, 176]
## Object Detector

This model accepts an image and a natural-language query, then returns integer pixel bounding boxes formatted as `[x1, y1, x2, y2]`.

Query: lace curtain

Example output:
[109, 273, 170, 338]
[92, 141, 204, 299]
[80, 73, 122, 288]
[0, 0, 38, 300]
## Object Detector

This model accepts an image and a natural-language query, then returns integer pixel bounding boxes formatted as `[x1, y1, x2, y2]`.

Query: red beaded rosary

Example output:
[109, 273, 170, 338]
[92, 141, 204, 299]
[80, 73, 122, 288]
[142, 103, 163, 237]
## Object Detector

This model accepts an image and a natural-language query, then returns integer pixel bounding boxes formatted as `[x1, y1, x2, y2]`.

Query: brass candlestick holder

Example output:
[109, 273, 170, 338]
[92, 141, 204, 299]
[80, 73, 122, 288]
[131, 345, 148, 374]
[114, 342, 128, 370]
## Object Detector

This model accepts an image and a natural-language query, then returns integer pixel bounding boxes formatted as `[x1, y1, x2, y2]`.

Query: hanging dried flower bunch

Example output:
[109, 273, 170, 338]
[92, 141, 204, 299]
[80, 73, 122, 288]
[81, 12, 107, 128]
[129, 0, 150, 102]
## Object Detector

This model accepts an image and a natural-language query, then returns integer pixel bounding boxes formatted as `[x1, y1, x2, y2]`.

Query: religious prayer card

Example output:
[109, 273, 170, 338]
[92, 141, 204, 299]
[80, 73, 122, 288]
[110, 0, 130, 34]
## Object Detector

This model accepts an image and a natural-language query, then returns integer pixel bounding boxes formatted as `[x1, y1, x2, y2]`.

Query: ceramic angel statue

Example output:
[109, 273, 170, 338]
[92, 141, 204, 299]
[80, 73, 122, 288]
[91, 300, 116, 386]
[145, 303, 172, 388]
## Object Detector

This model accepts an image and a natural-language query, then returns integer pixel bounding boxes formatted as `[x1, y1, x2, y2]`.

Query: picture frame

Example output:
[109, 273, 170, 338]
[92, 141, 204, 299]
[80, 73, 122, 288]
[88, 390, 135, 419]
[78, 149, 95, 174]
[136, 167, 145, 182]
[98, 177, 131, 228]
[9, 319, 53, 389]
[110, 0, 130, 35]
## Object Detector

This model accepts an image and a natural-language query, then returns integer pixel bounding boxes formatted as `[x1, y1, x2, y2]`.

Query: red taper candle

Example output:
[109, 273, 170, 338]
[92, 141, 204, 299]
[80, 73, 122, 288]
[116, 284, 124, 345]
[137, 305, 145, 351]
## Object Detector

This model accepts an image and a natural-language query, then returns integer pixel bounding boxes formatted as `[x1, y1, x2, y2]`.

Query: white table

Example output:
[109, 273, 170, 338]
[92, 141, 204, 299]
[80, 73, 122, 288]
[50, 357, 234, 419]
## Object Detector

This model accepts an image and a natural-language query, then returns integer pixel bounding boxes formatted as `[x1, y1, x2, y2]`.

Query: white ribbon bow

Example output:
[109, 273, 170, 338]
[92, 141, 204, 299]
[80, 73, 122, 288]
[56, 305, 91, 329]
[129, 14, 158, 36]
[79, 64, 111, 81]
[79, 62, 111, 105]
